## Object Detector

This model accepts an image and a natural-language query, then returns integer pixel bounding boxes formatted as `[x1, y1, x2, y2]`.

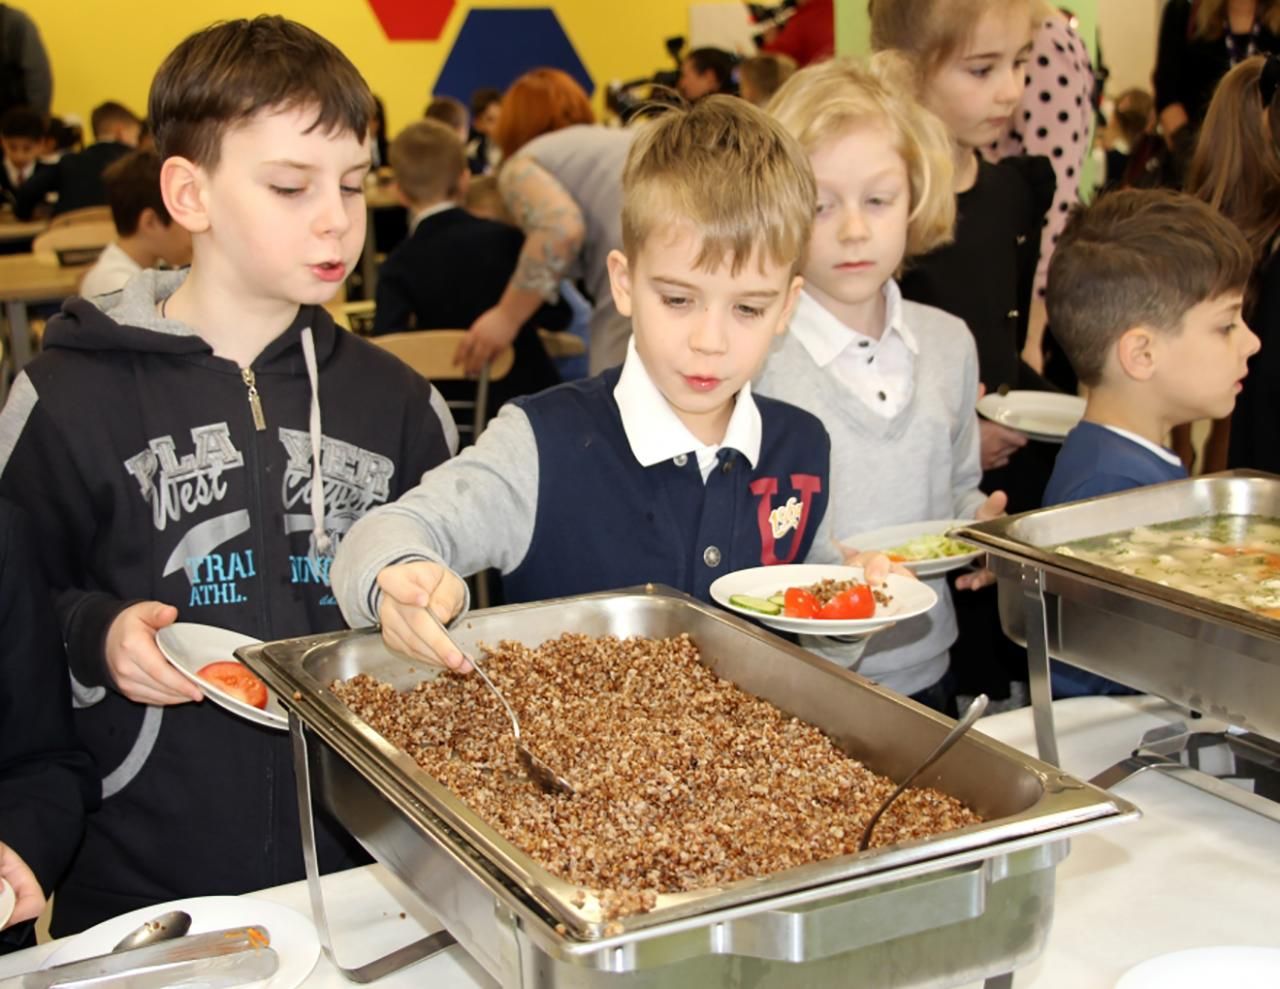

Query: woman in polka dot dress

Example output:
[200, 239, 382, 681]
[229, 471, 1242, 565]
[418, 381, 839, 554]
[986, 0, 1094, 392]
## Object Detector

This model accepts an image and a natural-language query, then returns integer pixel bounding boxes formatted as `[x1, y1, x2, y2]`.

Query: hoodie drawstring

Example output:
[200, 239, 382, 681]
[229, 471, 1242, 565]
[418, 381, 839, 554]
[299, 327, 332, 559]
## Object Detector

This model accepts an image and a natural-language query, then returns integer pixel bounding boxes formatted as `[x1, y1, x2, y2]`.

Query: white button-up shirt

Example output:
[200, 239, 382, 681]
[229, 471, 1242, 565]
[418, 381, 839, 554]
[787, 282, 917, 419]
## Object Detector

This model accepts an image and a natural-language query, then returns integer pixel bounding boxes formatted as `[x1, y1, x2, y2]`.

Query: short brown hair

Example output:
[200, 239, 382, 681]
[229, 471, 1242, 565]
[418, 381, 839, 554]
[103, 150, 170, 236]
[90, 101, 140, 141]
[621, 95, 816, 276]
[389, 120, 466, 206]
[424, 95, 468, 133]
[148, 16, 374, 171]
[768, 54, 955, 259]
[738, 54, 797, 105]
[1047, 189, 1253, 386]
[493, 68, 594, 160]
[870, 0, 1030, 75]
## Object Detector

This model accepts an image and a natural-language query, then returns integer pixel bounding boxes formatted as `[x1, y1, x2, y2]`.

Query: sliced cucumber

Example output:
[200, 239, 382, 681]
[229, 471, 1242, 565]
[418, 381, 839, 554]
[730, 594, 782, 615]
[768, 593, 786, 607]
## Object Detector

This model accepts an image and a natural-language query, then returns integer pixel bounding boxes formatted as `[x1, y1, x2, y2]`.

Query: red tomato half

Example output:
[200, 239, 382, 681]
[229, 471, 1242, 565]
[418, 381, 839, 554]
[818, 585, 876, 621]
[198, 661, 269, 709]
[783, 587, 820, 618]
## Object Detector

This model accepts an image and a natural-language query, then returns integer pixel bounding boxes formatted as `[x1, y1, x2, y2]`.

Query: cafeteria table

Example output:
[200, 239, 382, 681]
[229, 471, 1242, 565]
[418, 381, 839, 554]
[1, 696, 1276, 988]
[0, 252, 86, 371]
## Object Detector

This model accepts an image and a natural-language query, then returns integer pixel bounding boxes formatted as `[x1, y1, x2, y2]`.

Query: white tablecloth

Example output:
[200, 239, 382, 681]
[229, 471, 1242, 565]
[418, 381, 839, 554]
[2, 696, 1277, 988]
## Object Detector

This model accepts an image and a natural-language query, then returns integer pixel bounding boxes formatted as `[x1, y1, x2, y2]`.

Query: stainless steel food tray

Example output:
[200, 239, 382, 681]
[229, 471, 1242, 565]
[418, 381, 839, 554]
[953, 471, 1280, 766]
[241, 585, 1136, 988]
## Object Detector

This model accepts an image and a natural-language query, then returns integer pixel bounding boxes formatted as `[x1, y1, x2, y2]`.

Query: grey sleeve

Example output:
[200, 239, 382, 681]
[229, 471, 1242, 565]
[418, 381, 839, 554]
[951, 336, 989, 520]
[13, 11, 52, 114]
[803, 494, 843, 566]
[331, 404, 540, 627]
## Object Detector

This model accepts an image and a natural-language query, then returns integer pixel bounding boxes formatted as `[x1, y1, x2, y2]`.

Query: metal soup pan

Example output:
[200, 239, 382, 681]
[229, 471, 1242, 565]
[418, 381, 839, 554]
[953, 471, 1280, 736]
[241, 586, 1133, 939]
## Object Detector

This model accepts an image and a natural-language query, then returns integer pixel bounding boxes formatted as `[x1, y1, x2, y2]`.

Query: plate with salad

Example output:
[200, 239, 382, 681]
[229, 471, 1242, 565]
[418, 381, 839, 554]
[840, 519, 983, 577]
[710, 564, 938, 636]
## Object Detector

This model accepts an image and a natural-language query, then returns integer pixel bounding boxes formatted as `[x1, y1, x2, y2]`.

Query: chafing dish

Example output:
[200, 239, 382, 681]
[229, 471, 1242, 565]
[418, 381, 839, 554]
[954, 470, 1280, 791]
[239, 585, 1136, 988]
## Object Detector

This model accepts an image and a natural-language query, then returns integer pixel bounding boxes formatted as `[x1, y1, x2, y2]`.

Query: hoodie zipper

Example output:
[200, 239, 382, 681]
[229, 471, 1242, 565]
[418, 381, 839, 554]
[241, 368, 267, 431]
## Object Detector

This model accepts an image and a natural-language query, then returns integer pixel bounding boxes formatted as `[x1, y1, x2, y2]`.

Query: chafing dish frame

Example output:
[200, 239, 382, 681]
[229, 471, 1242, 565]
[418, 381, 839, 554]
[240, 584, 1137, 988]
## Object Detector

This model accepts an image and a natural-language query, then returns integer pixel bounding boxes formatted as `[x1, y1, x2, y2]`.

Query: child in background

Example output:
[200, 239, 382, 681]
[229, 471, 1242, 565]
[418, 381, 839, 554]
[761, 57, 1005, 711]
[467, 87, 502, 174]
[739, 53, 797, 106]
[14, 101, 141, 219]
[333, 96, 894, 670]
[1185, 55, 1280, 476]
[462, 173, 508, 222]
[0, 106, 47, 205]
[374, 119, 562, 406]
[1044, 189, 1257, 695]
[0, 16, 455, 933]
[424, 95, 469, 142]
[79, 150, 193, 297]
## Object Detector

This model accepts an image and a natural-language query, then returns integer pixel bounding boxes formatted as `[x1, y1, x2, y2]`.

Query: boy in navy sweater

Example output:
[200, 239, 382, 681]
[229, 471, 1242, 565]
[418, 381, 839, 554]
[1043, 188, 1259, 694]
[334, 96, 888, 670]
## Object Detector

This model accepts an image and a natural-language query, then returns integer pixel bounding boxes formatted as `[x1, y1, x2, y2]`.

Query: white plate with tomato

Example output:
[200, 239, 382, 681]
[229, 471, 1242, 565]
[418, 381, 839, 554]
[710, 564, 937, 636]
[157, 623, 287, 731]
[840, 519, 983, 578]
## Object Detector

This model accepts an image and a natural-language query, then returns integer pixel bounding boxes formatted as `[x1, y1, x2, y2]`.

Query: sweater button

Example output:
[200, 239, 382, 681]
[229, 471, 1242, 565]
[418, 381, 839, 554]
[703, 546, 722, 568]
[673, 453, 689, 467]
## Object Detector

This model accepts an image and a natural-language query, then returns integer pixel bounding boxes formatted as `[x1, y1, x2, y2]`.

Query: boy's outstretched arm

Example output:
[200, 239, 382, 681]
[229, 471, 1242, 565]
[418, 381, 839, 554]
[455, 156, 585, 373]
[331, 402, 542, 629]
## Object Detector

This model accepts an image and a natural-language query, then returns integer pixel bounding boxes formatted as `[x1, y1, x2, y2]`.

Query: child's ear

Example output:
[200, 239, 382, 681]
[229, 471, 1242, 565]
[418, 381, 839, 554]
[391, 179, 412, 210]
[1116, 325, 1157, 381]
[160, 156, 209, 235]
[606, 249, 634, 318]
[456, 168, 471, 199]
[775, 274, 804, 335]
[136, 206, 161, 236]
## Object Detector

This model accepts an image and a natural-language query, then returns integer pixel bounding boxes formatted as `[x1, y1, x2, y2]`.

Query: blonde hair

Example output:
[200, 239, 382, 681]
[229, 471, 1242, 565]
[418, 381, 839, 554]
[389, 119, 466, 206]
[870, 0, 1030, 74]
[739, 53, 798, 106]
[1186, 56, 1280, 264]
[767, 54, 955, 258]
[463, 174, 511, 224]
[1192, 0, 1280, 40]
[621, 95, 816, 275]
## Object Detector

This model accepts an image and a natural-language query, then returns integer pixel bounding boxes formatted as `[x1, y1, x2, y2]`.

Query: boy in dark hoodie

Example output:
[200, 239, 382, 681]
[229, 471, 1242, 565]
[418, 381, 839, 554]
[0, 17, 456, 934]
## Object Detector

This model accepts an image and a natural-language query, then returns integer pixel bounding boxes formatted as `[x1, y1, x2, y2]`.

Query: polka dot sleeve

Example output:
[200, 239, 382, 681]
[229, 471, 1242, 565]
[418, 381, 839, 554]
[985, 16, 1095, 300]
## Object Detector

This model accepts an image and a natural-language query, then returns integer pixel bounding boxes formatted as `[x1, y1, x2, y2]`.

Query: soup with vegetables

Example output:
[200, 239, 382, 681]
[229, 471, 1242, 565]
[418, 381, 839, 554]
[1056, 515, 1280, 619]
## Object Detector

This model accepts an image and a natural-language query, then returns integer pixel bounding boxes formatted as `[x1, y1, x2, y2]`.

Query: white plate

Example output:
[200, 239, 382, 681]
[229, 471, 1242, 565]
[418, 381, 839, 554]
[0, 877, 15, 928]
[156, 623, 286, 730]
[976, 390, 1086, 443]
[710, 564, 938, 636]
[840, 519, 983, 577]
[1115, 946, 1280, 988]
[43, 895, 320, 988]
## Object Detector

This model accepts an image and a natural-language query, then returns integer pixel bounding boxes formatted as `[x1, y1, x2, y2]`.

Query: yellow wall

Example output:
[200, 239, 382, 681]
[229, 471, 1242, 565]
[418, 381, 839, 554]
[36, 1, 729, 137]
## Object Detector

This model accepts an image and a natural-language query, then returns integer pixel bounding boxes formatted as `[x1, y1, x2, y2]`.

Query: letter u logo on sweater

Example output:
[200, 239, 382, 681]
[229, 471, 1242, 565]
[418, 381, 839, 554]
[750, 474, 822, 565]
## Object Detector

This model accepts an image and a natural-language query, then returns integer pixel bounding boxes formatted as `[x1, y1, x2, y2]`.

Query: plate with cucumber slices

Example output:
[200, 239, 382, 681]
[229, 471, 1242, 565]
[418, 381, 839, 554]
[839, 519, 983, 577]
[710, 564, 937, 636]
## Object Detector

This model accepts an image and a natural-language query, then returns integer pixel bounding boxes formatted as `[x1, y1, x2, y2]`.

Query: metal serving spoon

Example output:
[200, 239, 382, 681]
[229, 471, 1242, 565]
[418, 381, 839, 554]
[423, 608, 575, 797]
[111, 909, 193, 952]
[858, 694, 988, 852]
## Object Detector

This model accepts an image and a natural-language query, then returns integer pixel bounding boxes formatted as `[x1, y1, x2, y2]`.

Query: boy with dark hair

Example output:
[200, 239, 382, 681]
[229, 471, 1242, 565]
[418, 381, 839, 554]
[677, 47, 737, 101]
[333, 96, 896, 671]
[79, 150, 192, 297]
[0, 15, 455, 933]
[375, 119, 561, 406]
[424, 94, 468, 141]
[467, 86, 501, 174]
[1044, 188, 1260, 695]
[0, 105, 46, 204]
[13, 99, 140, 218]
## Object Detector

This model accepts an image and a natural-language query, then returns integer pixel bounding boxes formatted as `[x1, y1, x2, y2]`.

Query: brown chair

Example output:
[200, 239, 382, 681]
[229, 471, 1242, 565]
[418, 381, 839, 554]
[370, 330, 515, 609]
[48, 205, 112, 229]
[538, 328, 586, 360]
[32, 221, 117, 266]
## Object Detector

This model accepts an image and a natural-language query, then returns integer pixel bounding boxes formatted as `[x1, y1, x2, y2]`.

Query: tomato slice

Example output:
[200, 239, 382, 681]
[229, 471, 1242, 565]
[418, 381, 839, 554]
[198, 661, 269, 709]
[783, 587, 820, 618]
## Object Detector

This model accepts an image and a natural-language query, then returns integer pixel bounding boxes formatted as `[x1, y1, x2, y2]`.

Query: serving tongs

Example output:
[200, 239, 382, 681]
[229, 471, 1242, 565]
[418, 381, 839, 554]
[423, 608, 575, 796]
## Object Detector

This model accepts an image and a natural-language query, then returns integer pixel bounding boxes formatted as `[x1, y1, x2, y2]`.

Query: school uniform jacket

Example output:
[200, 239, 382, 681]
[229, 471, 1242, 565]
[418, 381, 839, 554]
[0, 269, 456, 934]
